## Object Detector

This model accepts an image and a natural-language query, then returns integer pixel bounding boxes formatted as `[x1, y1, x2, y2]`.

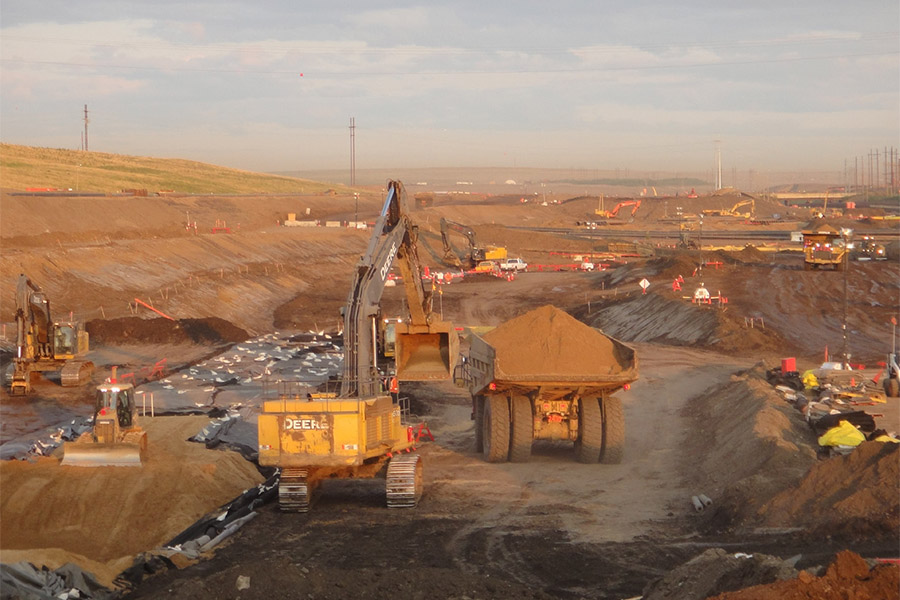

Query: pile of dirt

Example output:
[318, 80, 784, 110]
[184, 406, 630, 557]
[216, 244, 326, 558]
[710, 550, 899, 600]
[0, 415, 264, 587]
[87, 317, 248, 346]
[642, 547, 799, 600]
[755, 441, 899, 540]
[482, 304, 635, 378]
[681, 366, 818, 530]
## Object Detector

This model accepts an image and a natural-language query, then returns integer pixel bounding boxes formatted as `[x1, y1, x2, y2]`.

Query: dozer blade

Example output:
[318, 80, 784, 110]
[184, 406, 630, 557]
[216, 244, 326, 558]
[395, 320, 459, 381]
[61, 441, 144, 467]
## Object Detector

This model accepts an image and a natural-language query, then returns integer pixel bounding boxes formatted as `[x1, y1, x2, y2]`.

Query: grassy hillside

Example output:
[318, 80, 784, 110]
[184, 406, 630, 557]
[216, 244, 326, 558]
[0, 144, 339, 194]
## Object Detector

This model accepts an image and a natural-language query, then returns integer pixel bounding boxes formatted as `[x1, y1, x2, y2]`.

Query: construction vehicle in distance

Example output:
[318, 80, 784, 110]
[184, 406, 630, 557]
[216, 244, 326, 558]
[414, 192, 434, 209]
[458, 306, 638, 464]
[596, 199, 641, 219]
[801, 226, 848, 271]
[702, 198, 755, 219]
[62, 366, 148, 467]
[679, 222, 701, 249]
[439, 218, 507, 268]
[8, 274, 94, 395]
[258, 180, 459, 512]
[852, 236, 887, 261]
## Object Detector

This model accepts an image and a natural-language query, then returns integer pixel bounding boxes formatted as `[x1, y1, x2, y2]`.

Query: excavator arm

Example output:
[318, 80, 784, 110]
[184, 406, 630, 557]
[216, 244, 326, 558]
[439, 218, 477, 267]
[341, 181, 458, 398]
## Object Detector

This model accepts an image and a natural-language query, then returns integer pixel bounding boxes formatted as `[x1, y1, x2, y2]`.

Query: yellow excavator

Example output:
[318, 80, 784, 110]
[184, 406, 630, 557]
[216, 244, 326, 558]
[258, 180, 458, 511]
[439, 217, 506, 268]
[62, 366, 148, 467]
[8, 274, 93, 395]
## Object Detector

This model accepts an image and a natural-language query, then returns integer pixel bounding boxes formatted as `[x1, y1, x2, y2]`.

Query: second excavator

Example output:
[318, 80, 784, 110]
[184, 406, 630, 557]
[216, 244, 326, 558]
[7, 274, 93, 395]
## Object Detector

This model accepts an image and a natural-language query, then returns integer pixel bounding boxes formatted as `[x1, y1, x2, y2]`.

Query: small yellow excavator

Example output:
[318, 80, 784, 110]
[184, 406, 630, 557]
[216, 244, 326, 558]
[62, 366, 148, 467]
[8, 274, 93, 395]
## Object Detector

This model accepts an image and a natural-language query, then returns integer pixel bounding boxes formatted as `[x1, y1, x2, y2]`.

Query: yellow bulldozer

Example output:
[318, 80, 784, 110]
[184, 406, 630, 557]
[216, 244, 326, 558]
[62, 366, 148, 467]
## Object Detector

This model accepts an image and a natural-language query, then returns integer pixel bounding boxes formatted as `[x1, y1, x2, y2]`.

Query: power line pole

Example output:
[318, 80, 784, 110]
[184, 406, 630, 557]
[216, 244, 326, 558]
[349, 117, 356, 186]
[83, 104, 89, 151]
[714, 140, 722, 191]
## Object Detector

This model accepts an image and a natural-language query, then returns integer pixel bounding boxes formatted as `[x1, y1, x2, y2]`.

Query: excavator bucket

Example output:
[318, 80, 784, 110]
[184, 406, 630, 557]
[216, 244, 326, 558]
[395, 321, 459, 381]
[61, 431, 147, 467]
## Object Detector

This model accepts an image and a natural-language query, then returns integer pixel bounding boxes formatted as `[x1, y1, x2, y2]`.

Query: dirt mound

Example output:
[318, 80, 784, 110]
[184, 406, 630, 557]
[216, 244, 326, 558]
[710, 551, 899, 600]
[482, 304, 634, 378]
[755, 441, 899, 540]
[0, 416, 264, 587]
[681, 366, 818, 530]
[87, 317, 248, 346]
[642, 547, 798, 600]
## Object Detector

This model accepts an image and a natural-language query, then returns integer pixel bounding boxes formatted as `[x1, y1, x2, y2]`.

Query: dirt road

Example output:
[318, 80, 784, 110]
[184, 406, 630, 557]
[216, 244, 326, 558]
[123, 344, 760, 600]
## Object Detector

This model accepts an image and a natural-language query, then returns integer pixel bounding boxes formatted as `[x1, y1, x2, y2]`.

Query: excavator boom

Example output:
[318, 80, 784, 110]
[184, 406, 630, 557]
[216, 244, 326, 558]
[342, 181, 458, 397]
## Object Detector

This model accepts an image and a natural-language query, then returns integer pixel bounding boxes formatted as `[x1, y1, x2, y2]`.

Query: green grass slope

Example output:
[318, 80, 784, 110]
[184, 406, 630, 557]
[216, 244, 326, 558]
[0, 144, 338, 195]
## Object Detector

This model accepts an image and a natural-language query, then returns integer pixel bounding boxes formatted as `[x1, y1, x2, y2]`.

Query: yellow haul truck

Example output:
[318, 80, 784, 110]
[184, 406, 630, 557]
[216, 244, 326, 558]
[801, 226, 847, 271]
[8, 274, 93, 395]
[458, 306, 638, 464]
[258, 181, 458, 512]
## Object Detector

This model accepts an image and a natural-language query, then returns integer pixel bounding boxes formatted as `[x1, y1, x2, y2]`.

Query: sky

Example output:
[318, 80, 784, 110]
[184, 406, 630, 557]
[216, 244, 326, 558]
[1, 1, 898, 175]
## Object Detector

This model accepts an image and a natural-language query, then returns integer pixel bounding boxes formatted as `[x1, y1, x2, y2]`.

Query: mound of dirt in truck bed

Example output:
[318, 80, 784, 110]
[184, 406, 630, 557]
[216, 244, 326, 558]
[87, 317, 248, 346]
[481, 304, 635, 378]
[755, 441, 900, 540]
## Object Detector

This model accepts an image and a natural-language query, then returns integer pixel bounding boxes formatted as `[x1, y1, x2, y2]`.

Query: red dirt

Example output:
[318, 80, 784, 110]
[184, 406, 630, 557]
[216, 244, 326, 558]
[709, 551, 899, 600]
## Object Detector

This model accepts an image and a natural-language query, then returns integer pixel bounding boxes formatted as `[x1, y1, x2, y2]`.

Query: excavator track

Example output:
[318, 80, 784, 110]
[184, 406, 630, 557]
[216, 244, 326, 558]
[386, 453, 423, 508]
[60, 360, 95, 387]
[278, 468, 310, 512]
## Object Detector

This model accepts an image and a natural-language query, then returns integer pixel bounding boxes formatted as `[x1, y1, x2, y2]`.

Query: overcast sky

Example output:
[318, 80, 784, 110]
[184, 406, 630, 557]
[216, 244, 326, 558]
[1, 1, 897, 175]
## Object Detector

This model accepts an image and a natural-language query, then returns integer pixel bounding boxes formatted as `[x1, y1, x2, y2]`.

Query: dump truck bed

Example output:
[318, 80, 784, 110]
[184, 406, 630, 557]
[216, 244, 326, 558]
[465, 330, 638, 396]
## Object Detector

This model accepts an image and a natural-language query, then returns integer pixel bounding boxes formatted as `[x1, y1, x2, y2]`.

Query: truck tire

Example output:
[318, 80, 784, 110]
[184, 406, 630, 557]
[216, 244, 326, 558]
[887, 378, 900, 398]
[601, 396, 625, 464]
[508, 395, 533, 462]
[576, 396, 603, 463]
[474, 395, 485, 453]
[483, 395, 510, 463]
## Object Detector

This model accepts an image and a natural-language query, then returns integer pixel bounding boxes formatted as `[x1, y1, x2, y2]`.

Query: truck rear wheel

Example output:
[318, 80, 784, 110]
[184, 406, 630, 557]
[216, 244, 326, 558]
[576, 396, 603, 463]
[474, 395, 485, 453]
[508, 395, 533, 462]
[483, 395, 510, 463]
[601, 396, 625, 464]
[887, 378, 900, 398]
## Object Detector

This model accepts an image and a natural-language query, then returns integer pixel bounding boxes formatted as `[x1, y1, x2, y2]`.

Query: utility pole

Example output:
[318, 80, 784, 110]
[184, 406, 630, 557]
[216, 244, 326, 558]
[714, 140, 722, 191]
[349, 117, 356, 186]
[840, 228, 853, 369]
[83, 104, 89, 152]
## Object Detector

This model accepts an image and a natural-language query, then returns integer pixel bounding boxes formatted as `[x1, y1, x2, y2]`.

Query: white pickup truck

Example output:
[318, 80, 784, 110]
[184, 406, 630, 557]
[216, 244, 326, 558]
[499, 258, 528, 272]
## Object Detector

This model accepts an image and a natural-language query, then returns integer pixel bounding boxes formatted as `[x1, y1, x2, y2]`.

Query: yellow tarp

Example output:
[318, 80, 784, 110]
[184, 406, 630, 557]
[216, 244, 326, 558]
[817, 420, 865, 447]
[802, 370, 819, 389]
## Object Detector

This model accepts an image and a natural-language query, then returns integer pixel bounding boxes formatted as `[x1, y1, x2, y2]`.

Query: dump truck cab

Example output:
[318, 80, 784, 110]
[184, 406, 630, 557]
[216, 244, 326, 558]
[801, 227, 847, 271]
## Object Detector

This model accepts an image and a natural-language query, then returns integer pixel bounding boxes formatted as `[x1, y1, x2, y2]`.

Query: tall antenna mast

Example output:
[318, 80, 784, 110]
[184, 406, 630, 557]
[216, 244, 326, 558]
[349, 117, 356, 186]
[714, 140, 722, 191]
[83, 104, 89, 151]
